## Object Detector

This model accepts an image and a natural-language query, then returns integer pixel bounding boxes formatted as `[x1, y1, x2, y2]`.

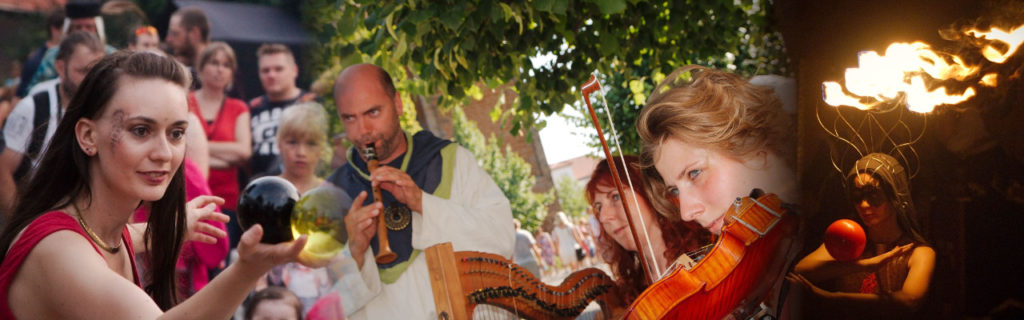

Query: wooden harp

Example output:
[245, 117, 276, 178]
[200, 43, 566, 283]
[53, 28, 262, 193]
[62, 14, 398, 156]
[426, 242, 624, 319]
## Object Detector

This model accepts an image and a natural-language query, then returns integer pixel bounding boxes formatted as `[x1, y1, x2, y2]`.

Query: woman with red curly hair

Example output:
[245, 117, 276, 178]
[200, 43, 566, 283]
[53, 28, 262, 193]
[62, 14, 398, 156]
[584, 155, 710, 303]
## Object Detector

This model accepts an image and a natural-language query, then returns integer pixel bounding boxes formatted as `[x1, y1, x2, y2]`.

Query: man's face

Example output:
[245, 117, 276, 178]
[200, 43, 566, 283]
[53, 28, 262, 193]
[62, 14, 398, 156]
[258, 53, 298, 97]
[56, 45, 104, 97]
[334, 75, 404, 162]
[165, 16, 193, 58]
[69, 17, 98, 34]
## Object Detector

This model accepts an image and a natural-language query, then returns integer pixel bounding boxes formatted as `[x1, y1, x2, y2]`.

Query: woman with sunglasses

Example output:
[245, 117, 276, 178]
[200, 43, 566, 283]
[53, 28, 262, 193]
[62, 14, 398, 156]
[788, 153, 935, 319]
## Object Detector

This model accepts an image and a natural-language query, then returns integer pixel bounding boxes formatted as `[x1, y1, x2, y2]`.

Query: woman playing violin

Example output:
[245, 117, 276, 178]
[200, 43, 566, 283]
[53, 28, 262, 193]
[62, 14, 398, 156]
[585, 155, 710, 303]
[636, 65, 798, 234]
[788, 153, 935, 319]
[633, 65, 800, 318]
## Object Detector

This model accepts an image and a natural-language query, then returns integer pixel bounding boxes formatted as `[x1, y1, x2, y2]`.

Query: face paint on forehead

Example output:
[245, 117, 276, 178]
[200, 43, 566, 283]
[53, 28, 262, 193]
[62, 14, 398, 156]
[110, 109, 126, 146]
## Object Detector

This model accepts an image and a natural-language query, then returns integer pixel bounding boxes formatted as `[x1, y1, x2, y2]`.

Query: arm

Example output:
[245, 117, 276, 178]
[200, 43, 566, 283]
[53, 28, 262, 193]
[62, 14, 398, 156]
[794, 243, 914, 283]
[1, 98, 34, 215]
[790, 245, 935, 313]
[207, 112, 252, 168]
[128, 196, 229, 254]
[0, 148, 22, 215]
[318, 247, 384, 318]
[13, 226, 304, 319]
[413, 147, 514, 257]
[369, 146, 514, 257]
[528, 234, 543, 262]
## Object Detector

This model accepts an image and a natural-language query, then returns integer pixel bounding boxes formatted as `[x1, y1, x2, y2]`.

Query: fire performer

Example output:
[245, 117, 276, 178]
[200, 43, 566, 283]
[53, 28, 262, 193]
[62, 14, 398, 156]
[788, 153, 935, 319]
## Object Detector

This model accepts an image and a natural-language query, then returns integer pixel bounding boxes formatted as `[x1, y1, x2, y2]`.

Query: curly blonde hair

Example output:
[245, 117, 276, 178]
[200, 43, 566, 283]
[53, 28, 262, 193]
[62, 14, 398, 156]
[637, 65, 794, 218]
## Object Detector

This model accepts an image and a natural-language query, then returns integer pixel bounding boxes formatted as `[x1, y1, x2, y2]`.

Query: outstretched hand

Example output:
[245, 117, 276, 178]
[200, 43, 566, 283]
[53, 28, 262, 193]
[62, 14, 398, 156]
[860, 243, 914, 269]
[236, 224, 307, 271]
[185, 195, 229, 244]
[786, 272, 831, 298]
[371, 166, 423, 212]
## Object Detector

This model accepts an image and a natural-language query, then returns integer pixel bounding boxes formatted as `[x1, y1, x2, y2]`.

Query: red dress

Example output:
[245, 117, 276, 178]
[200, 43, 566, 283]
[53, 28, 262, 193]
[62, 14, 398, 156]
[188, 93, 250, 210]
[0, 211, 140, 319]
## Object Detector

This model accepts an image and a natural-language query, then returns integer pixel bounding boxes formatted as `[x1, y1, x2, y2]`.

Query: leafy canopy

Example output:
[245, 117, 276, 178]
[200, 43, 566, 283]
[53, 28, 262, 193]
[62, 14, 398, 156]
[306, 0, 788, 140]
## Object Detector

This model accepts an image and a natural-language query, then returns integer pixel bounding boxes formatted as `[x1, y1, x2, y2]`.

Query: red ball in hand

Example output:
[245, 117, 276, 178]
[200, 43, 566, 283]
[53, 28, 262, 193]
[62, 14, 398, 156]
[824, 219, 866, 261]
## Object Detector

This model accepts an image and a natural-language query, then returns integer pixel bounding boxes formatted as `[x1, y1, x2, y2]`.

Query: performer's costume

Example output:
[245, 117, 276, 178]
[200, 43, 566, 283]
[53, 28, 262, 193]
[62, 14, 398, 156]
[324, 131, 514, 319]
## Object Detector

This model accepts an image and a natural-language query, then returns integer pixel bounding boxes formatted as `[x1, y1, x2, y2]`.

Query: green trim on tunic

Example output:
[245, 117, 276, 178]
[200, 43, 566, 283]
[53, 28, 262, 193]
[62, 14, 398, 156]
[378, 250, 420, 284]
[433, 144, 458, 200]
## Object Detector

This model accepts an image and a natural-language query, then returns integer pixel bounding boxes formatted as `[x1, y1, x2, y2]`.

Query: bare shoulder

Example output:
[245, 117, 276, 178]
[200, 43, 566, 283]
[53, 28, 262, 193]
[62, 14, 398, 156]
[9, 230, 158, 318]
[8, 230, 106, 317]
[909, 245, 936, 267]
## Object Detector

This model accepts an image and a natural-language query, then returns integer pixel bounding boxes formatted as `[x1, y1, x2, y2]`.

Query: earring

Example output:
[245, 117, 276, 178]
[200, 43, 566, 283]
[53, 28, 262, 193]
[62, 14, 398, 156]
[85, 148, 94, 155]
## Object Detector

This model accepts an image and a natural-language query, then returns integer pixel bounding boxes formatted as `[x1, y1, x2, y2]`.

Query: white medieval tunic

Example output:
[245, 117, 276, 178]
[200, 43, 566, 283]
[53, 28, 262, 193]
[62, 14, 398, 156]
[325, 146, 514, 319]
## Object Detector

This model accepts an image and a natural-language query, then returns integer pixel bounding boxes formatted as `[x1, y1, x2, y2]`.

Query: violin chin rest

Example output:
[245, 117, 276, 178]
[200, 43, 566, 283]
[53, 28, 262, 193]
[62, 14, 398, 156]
[748, 188, 766, 198]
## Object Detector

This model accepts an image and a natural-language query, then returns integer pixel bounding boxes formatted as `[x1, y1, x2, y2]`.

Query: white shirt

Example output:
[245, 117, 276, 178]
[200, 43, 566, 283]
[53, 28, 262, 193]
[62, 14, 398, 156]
[327, 146, 514, 319]
[3, 78, 61, 168]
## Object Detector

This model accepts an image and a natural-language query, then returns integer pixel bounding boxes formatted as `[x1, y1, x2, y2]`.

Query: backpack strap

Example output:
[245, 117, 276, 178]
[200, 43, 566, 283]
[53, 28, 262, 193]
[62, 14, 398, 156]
[13, 90, 52, 181]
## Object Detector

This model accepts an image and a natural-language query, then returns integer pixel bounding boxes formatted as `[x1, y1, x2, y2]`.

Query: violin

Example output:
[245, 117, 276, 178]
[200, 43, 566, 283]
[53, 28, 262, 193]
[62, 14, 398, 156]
[580, 75, 798, 319]
[623, 190, 797, 319]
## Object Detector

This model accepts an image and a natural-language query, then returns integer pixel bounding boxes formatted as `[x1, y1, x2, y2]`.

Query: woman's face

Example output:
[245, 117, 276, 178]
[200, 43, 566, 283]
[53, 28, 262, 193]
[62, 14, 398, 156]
[199, 50, 232, 90]
[654, 137, 769, 235]
[88, 78, 188, 202]
[279, 133, 321, 178]
[591, 183, 656, 252]
[851, 173, 895, 229]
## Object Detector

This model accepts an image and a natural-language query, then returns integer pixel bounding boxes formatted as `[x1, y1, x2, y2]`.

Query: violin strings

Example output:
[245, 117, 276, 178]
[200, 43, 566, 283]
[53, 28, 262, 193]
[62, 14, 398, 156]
[508, 261, 520, 319]
[595, 80, 663, 280]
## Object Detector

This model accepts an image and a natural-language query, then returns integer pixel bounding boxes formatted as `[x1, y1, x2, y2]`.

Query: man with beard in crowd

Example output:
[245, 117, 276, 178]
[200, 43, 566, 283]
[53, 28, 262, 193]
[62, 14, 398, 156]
[0, 32, 106, 215]
[165, 6, 209, 89]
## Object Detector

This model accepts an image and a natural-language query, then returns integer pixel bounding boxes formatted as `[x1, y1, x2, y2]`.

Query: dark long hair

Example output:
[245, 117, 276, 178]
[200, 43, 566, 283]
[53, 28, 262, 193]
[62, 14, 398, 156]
[584, 155, 710, 302]
[0, 51, 191, 310]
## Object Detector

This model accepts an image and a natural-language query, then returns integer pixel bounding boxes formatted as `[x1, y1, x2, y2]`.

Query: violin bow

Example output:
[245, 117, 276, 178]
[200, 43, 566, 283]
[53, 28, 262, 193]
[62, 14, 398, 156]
[581, 74, 662, 283]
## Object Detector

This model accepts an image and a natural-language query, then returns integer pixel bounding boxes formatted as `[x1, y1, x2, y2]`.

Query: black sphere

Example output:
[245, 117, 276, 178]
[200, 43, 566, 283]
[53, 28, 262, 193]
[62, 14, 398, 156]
[237, 176, 299, 244]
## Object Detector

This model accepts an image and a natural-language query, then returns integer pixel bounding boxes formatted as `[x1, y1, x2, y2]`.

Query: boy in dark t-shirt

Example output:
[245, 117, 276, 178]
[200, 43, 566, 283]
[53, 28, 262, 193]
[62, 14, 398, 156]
[248, 90, 317, 178]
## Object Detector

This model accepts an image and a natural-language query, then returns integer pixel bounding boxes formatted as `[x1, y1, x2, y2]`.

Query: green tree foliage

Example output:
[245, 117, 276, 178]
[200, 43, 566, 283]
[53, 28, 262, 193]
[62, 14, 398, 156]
[305, 0, 788, 144]
[450, 106, 552, 232]
[555, 175, 590, 219]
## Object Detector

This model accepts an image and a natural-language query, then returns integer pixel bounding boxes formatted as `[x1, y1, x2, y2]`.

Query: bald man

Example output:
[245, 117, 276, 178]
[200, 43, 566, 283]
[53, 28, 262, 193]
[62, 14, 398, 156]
[320, 64, 513, 319]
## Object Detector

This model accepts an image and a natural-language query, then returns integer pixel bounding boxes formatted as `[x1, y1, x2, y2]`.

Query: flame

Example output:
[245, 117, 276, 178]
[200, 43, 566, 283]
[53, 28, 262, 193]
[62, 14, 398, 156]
[823, 81, 871, 110]
[966, 25, 1024, 63]
[823, 22, 1024, 113]
[822, 42, 978, 113]
[980, 73, 998, 87]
